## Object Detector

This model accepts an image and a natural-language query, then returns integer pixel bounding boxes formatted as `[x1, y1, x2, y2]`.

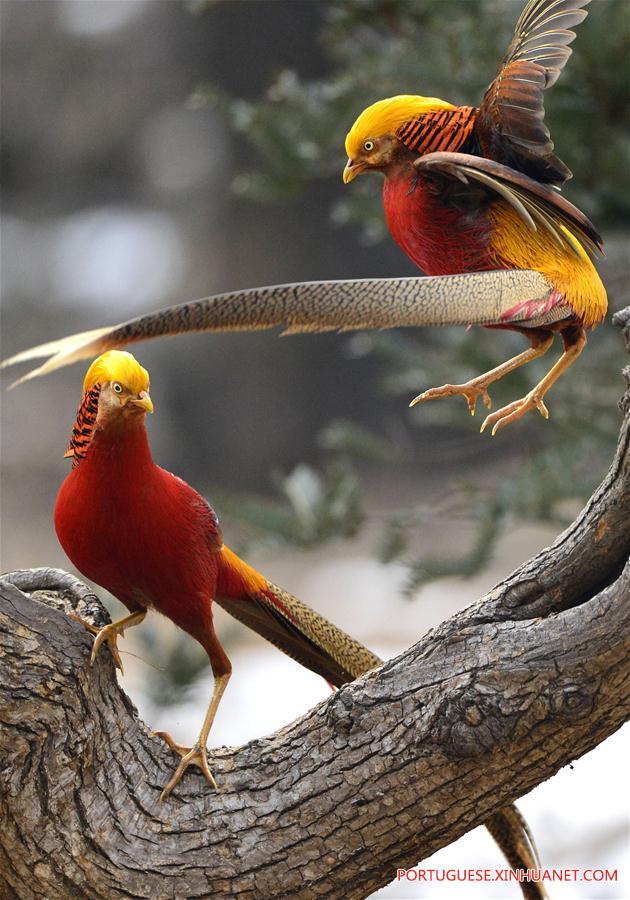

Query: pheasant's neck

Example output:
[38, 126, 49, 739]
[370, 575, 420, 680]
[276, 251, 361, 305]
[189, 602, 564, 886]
[85, 418, 154, 478]
[55, 416, 158, 596]
[382, 163, 495, 276]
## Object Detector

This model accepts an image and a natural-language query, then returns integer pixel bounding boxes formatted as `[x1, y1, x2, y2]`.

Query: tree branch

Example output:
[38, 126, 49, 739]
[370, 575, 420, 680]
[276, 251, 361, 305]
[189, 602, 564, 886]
[1, 309, 629, 900]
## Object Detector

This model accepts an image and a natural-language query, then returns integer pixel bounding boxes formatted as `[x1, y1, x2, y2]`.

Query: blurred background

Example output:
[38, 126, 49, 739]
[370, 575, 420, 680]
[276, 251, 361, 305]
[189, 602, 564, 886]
[1, 1, 628, 896]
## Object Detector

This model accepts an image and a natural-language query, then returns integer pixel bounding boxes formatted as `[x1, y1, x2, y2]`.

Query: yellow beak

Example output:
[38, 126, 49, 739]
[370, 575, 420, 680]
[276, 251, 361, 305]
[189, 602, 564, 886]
[134, 390, 154, 413]
[343, 159, 366, 184]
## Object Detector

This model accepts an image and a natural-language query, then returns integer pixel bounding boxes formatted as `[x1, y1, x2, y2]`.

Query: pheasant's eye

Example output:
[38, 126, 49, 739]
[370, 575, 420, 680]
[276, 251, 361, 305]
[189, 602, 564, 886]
[113, 382, 123, 394]
[364, 140, 375, 152]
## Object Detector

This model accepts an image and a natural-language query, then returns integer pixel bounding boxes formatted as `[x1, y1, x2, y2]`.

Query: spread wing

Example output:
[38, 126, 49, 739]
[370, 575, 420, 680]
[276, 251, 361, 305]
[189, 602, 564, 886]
[215, 547, 381, 687]
[414, 150, 602, 258]
[476, 0, 591, 184]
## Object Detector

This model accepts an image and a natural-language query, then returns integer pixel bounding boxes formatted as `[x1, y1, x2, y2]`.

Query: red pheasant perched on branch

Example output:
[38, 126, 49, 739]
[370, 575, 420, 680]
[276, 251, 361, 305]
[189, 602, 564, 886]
[55, 350, 380, 800]
[54, 349, 547, 899]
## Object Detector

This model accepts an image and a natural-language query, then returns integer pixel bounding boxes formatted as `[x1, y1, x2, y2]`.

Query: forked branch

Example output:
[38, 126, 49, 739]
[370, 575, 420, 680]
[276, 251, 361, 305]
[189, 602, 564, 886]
[1, 309, 629, 900]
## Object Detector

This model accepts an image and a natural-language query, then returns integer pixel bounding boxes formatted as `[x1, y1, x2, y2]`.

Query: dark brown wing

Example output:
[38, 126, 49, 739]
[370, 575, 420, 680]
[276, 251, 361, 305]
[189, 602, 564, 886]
[476, 0, 591, 184]
[415, 151, 602, 257]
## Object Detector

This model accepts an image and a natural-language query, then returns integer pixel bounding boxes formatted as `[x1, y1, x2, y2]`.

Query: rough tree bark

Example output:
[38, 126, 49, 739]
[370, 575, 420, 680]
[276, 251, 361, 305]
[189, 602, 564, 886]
[1, 308, 629, 900]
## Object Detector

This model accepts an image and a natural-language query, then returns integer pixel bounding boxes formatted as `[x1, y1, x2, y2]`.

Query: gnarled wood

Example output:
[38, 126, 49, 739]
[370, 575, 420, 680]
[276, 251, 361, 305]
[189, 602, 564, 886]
[1, 309, 629, 900]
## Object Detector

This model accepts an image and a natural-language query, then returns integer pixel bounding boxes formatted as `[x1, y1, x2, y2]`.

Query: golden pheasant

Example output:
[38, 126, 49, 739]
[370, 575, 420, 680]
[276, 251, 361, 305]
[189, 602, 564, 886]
[55, 350, 379, 800]
[343, 0, 606, 432]
[1, 0, 605, 441]
[55, 349, 546, 899]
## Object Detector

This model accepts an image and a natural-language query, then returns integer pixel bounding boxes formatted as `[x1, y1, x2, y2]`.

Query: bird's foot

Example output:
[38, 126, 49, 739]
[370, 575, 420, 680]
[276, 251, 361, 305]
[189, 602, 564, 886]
[68, 613, 125, 672]
[154, 731, 218, 801]
[410, 380, 492, 416]
[480, 392, 549, 436]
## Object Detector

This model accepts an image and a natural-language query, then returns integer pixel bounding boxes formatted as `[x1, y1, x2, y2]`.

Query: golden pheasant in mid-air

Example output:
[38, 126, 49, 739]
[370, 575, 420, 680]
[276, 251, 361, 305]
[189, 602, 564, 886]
[54, 349, 546, 897]
[343, 0, 606, 432]
[1, 0, 605, 439]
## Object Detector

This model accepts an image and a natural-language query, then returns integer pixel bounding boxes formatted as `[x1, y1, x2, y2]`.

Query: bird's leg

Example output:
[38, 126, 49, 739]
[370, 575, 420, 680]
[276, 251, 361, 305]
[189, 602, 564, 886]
[410, 332, 554, 415]
[481, 326, 587, 436]
[155, 628, 232, 801]
[69, 609, 146, 673]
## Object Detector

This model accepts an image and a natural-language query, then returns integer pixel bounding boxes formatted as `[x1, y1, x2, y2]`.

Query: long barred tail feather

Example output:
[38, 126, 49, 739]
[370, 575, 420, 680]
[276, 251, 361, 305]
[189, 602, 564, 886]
[1, 270, 557, 388]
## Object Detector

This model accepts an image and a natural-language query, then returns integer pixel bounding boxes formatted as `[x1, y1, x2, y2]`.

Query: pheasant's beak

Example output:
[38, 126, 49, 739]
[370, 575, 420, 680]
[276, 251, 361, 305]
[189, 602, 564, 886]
[133, 390, 154, 413]
[343, 158, 366, 184]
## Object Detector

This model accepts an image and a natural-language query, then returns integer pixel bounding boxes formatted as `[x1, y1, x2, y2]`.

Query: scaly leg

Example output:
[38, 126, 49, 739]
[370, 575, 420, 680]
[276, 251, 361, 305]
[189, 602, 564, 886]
[155, 627, 232, 801]
[70, 609, 146, 673]
[481, 327, 587, 436]
[410, 332, 554, 415]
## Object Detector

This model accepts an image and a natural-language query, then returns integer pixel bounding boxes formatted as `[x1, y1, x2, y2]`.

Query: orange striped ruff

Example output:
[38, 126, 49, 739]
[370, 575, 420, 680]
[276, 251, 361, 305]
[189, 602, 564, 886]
[64, 385, 101, 468]
[396, 106, 477, 155]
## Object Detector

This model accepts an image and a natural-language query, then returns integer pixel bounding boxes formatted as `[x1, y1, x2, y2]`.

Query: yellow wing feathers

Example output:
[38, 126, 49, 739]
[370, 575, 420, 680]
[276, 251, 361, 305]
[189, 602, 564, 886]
[488, 204, 607, 328]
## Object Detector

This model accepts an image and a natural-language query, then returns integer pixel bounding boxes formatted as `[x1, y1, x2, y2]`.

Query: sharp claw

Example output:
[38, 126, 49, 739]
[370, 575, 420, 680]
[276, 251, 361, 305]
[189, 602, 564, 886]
[159, 769, 181, 802]
[153, 731, 190, 755]
[480, 394, 551, 436]
[68, 612, 100, 636]
[70, 614, 121, 668]
[157, 739, 218, 802]
[410, 384, 493, 418]
[89, 624, 125, 671]
[89, 635, 103, 667]
[199, 755, 218, 790]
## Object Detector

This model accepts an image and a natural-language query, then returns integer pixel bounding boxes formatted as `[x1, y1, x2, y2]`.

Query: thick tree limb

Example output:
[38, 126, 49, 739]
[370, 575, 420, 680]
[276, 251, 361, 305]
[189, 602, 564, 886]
[1, 310, 629, 900]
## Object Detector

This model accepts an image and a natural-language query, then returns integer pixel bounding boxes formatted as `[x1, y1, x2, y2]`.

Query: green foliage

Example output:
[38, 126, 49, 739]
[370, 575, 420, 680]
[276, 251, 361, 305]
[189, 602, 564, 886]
[214, 460, 364, 553]
[318, 418, 406, 463]
[403, 497, 503, 592]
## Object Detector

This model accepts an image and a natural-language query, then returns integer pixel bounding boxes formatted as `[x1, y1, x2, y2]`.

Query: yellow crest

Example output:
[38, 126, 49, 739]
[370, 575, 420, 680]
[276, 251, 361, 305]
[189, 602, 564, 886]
[345, 95, 455, 159]
[83, 350, 150, 396]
